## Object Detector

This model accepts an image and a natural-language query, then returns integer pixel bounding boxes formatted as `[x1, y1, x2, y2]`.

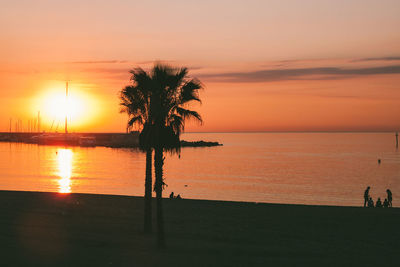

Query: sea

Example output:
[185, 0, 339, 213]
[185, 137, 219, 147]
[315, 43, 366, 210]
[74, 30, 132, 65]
[0, 132, 398, 207]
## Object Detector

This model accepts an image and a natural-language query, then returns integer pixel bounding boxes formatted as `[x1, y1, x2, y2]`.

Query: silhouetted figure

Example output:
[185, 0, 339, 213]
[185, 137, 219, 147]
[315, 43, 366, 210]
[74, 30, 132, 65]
[364, 186, 371, 207]
[176, 194, 182, 200]
[386, 189, 392, 207]
[378, 159, 381, 164]
[383, 198, 389, 208]
[169, 192, 174, 199]
[376, 198, 382, 208]
[368, 197, 374, 208]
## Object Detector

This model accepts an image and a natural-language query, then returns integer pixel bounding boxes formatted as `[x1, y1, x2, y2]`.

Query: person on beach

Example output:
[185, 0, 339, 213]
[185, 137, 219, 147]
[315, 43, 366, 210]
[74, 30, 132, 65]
[383, 198, 389, 208]
[176, 194, 182, 200]
[376, 198, 382, 208]
[368, 197, 374, 208]
[169, 192, 174, 199]
[386, 189, 392, 207]
[364, 186, 371, 207]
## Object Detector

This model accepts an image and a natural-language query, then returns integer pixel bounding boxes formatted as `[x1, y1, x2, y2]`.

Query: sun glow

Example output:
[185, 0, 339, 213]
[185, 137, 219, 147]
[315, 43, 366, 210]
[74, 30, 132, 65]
[44, 92, 84, 121]
[33, 83, 100, 132]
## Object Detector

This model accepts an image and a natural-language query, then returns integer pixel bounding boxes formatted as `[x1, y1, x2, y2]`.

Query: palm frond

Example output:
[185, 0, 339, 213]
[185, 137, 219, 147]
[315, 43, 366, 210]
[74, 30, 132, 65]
[128, 116, 144, 128]
[175, 107, 203, 124]
[180, 79, 202, 104]
[168, 114, 184, 136]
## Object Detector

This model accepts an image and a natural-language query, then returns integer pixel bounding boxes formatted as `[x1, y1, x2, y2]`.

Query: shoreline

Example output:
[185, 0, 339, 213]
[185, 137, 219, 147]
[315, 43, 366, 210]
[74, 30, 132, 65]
[0, 189, 395, 208]
[1, 190, 399, 266]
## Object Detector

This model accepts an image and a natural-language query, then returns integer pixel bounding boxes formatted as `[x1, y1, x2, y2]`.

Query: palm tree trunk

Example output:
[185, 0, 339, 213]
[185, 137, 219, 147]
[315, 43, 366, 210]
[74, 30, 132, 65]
[144, 148, 152, 233]
[154, 146, 165, 248]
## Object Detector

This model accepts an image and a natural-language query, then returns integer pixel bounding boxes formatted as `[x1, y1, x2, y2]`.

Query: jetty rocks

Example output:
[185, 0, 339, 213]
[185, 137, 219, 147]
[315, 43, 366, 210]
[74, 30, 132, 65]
[180, 140, 222, 147]
[0, 132, 222, 148]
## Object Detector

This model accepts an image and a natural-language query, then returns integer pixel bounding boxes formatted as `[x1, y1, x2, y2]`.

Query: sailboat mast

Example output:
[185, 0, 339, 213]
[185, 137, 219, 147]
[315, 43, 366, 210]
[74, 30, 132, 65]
[65, 82, 68, 134]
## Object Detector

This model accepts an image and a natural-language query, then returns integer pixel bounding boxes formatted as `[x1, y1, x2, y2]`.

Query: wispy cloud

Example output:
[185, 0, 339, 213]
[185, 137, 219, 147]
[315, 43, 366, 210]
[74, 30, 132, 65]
[82, 67, 129, 80]
[200, 65, 400, 83]
[351, 56, 400, 62]
[82, 63, 204, 80]
[68, 60, 129, 64]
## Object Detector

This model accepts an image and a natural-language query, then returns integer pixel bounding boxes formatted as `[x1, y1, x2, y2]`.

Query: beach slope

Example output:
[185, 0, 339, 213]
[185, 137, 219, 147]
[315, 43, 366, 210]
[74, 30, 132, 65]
[0, 190, 399, 266]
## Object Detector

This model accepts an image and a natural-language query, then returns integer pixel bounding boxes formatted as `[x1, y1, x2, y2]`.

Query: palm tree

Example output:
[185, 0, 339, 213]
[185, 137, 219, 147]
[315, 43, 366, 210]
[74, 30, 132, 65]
[149, 64, 203, 248]
[120, 68, 154, 233]
[120, 63, 203, 247]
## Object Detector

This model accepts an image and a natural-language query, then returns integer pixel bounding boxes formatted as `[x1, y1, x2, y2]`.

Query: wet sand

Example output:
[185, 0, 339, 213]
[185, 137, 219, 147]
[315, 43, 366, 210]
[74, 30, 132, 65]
[0, 190, 399, 266]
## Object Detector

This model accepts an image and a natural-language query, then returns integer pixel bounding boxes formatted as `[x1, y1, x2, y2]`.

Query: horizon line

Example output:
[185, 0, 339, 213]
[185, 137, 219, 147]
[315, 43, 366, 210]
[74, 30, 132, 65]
[184, 130, 400, 134]
[1, 130, 398, 134]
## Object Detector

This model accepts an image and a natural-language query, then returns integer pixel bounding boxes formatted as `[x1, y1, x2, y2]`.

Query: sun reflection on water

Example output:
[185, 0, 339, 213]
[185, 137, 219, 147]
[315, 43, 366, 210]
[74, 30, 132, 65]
[57, 148, 73, 193]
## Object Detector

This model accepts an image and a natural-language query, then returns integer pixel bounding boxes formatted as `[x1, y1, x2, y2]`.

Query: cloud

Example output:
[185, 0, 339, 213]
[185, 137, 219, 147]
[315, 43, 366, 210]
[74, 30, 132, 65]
[82, 63, 204, 79]
[69, 60, 129, 64]
[135, 60, 156, 65]
[200, 65, 400, 83]
[82, 67, 129, 80]
[351, 56, 400, 62]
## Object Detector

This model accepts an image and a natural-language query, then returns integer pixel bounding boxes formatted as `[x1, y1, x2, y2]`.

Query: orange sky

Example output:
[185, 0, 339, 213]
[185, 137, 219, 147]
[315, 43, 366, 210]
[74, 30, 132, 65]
[1, 0, 399, 132]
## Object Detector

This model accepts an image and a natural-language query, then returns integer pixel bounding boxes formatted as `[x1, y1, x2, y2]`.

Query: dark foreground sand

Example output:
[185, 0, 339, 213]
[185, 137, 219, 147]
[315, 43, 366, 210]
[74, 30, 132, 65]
[0, 190, 399, 266]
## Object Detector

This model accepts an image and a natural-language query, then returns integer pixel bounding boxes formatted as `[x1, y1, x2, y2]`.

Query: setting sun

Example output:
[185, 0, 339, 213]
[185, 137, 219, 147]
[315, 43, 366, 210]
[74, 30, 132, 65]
[43, 91, 84, 121]
[32, 82, 100, 132]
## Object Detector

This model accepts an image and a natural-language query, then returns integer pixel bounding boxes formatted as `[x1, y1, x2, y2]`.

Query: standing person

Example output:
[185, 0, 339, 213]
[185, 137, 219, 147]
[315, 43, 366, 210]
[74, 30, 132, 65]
[364, 186, 371, 207]
[386, 189, 392, 207]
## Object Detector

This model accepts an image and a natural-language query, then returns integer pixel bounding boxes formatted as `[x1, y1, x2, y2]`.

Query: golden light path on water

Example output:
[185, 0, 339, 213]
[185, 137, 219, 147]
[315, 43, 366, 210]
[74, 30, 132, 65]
[56, 148, 73, 193]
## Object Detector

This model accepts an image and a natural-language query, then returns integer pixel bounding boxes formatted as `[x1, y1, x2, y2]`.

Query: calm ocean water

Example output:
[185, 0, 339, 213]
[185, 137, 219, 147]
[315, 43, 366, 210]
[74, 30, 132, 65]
[0, 133, 398, 207]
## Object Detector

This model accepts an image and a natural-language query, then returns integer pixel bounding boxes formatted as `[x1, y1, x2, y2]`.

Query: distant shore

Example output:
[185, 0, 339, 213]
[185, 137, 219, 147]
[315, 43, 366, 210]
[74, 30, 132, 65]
[0, 190, 398, 266]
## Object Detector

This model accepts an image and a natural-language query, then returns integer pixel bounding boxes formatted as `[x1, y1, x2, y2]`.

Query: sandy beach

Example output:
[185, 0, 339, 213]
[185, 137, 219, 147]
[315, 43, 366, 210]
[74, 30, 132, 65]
[0, 190, 399, 266]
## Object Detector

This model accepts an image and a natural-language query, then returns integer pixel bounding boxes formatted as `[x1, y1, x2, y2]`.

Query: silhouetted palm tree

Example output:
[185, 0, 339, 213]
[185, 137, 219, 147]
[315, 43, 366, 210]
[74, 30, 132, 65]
[148, 64, 203, 248]
[120, 68, 154, 233]
[121, 63, 203, 247]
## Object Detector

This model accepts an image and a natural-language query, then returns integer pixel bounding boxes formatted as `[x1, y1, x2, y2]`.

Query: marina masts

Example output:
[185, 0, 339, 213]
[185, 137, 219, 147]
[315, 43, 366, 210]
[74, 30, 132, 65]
[65, 82, 68, 134]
